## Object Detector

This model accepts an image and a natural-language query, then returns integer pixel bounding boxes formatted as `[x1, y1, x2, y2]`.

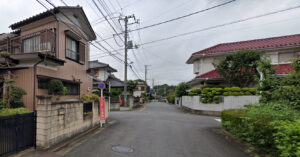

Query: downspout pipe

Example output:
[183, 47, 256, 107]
[33, 55, 46, 111]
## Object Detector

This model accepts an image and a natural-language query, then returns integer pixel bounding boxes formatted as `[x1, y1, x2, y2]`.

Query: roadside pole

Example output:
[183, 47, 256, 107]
[98, 82, 106, 127]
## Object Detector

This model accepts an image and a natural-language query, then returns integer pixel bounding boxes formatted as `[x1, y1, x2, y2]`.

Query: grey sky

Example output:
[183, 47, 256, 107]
[1, 0, 300, 85]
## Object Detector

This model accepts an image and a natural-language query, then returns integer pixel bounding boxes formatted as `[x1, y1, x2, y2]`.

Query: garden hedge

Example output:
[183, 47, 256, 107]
[221, 108, 300, 156]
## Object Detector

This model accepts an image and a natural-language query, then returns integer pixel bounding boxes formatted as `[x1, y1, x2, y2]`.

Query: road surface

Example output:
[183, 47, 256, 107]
[65, 102, 249, 157]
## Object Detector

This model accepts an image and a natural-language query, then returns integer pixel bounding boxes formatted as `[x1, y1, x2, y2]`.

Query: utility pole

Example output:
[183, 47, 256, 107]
[119, 15, 138, 106]
[144, 65, 150, 95]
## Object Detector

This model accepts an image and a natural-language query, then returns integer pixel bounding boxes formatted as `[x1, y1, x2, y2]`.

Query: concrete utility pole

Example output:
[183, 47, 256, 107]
[119, 15, 138, 106]
[144, 65, 150, 94]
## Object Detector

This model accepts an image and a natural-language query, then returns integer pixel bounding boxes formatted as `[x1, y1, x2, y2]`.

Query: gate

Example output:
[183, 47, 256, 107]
[0, 112, 36, 157]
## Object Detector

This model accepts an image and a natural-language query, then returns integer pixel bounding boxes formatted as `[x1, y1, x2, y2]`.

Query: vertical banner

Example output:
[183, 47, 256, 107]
[100, 97, 105, 123]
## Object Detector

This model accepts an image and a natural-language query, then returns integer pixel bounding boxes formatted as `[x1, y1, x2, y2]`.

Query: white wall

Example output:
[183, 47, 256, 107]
[192, 57, 217, 76]
[182, 95, 259, 112]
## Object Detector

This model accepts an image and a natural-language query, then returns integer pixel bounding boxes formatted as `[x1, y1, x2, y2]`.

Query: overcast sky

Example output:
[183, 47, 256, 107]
[1, 0, 300, 85]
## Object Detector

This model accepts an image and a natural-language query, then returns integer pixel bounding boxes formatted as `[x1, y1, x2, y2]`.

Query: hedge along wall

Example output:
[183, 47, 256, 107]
[181, 95, 259, 112]
[199, 87, 257, 104]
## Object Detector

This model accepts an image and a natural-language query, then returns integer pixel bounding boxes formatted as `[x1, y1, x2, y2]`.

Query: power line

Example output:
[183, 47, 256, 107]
[119, 0, 236, 34]
[91, 0, 124, 42]
[95, 0, 235, 42]
[139, 4, 300, 46]
[42, 0, 126, 64]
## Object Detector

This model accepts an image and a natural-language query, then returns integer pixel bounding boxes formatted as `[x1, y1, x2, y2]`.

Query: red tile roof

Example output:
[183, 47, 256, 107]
[193, 34, 300, 55]
[196, 64, 294, 79]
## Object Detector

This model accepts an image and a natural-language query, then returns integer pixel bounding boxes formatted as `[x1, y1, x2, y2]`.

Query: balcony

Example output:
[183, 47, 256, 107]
[2, 29, 56, 57]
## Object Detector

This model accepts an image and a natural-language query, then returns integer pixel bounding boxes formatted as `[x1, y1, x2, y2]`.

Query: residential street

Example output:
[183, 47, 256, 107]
[65, 102, 249, 157]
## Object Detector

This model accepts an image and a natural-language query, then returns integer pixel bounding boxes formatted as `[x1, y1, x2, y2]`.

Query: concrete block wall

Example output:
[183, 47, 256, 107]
[182, 95, 260, 112]
[36, 95, 101, 148]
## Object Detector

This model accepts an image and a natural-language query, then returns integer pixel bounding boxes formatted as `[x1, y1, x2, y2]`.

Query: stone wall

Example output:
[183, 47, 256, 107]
[182, 95, 259, 114]
[36, 95, 102, 148]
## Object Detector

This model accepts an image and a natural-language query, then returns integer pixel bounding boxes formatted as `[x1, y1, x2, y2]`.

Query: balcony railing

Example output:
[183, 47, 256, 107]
[2, 29, 56, 57]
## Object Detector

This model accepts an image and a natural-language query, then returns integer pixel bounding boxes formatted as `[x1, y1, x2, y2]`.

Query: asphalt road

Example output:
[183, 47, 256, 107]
[65, 102, 249, 157]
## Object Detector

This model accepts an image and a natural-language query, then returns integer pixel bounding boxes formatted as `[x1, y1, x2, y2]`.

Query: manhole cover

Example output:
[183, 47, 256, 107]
[112, 146, 134, 153]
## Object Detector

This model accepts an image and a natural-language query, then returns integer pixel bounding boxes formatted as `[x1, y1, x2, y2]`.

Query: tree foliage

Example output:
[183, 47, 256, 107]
[175, 82, 189, 97]
[48, 79, 64, 95]
[216, 50, 261, 87]
[259, 59, 300, 107]
[127, 80, 138, 94]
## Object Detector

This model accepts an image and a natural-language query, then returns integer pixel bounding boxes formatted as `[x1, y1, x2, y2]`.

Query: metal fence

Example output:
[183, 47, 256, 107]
[0, 112, 36, 157]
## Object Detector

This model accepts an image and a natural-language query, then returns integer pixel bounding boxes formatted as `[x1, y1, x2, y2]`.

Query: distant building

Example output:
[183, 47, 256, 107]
[186, 34, 300, 88]
[88, 60, 123, 91]
[133, 79, 146, 97]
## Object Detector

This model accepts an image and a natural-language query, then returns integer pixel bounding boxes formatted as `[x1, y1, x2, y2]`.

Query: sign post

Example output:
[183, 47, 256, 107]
[98, 82, 106, 127]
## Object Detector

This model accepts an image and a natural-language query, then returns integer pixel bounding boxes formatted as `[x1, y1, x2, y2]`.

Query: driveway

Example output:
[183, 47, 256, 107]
[65, 102, 249, 157]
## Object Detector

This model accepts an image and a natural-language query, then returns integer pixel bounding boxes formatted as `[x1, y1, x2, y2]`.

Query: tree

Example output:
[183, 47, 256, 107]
[175, 82, 189, 97]
[216, 50, 261, 87]
[127, 80, 138, 95]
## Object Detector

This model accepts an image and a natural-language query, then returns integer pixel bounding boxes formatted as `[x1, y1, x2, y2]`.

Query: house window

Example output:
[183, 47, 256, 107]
[38, 77, 48, 89]
[66, 36, 79, 61]
[23, 35, 41, 53]
[64, 82, 79, 95]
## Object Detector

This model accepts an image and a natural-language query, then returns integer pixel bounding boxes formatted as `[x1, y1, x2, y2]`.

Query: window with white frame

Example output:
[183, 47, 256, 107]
[66, 36, 79, 61]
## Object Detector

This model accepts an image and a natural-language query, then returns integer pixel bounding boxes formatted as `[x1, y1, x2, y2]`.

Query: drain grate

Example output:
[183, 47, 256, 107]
[112, 145, 134, 153]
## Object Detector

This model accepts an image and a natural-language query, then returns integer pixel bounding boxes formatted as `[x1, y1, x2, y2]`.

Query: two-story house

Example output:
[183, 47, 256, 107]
[133, 80, 147, 97]
[186, 34, 300, 88]
[0, 6, 96, 110]
[88, 60, 124, 91]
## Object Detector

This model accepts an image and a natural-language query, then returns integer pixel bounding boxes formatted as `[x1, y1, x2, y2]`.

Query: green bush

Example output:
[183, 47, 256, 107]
[213, 96, 219, 101]
[232, 92, 239, 96]
[188, 88, 201, 96]
[0, 99, 7, 110]
[81, 94, 100, 102]
[110, 88, 122, 97]
[0, 107, 32, 117]
[49, 80, 64, 95]
[244, 91, 252, 95]
[222, 102, 300, 155]
[249, 88, 257, 94]
[223, 92, 229, 96]
[215, 101, 220, 104]
[272, 120, 300, 157]
[231, 87, 241, 92]
[10, 86, 27, 100]
[201, 98, 207, 104]
[167, 94, 175, 104]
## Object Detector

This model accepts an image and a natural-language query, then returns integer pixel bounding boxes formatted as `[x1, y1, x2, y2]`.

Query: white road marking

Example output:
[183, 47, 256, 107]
[215, 118, 221, 122]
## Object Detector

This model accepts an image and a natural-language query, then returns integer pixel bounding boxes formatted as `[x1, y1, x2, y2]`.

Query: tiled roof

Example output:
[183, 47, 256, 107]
[88, 60, 117, 72]
[193, 34, 300, 56]
[196, 64, 294, 79]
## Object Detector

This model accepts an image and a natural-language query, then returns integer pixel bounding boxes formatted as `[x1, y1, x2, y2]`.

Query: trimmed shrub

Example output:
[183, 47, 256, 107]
[249, 88, 257, 94]
[188, 88, 201, 96]
[213, 96, 219, 101]
[49, 80, 64, 95]
[244, 91, 252, 95]
[231, 87, 241, 92]
[223, 92, 229, 96]
[201, 99, 207, 104]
